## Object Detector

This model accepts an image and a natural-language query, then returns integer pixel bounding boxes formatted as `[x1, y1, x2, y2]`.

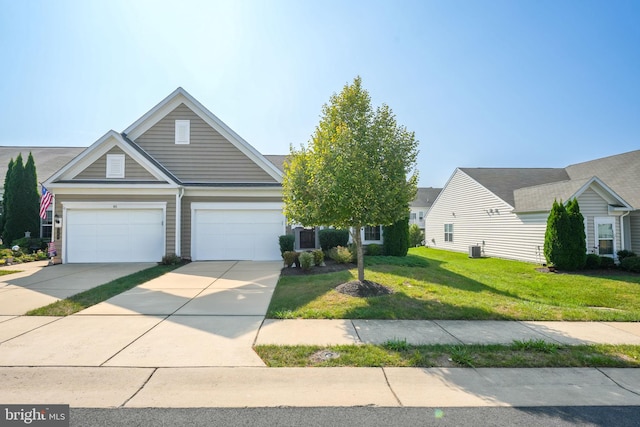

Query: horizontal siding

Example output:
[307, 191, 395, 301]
[629, 212, 640, 253]
[577, 188, 618, 254]
[424, 169, 549, 264]
[135, 104, 276, 183]
[75, 146, 157, 181]
[180, 195, 283, 259]
[53, 194, 175, 262]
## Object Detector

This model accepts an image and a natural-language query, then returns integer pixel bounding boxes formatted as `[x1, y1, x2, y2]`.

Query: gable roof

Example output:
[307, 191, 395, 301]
[123, 87, 283, 183]
[410, 187, 442, 208]
[0, 146, 84, 188]
[460, 168, 569, 207]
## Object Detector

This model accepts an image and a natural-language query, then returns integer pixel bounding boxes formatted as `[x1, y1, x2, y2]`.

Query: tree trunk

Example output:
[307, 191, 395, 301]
[351, 226, 365, 282]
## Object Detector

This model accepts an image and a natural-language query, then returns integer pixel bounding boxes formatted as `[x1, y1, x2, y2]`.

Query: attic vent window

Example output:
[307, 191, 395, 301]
[106, 154, 125, 178]
[175, 120, 190, 144]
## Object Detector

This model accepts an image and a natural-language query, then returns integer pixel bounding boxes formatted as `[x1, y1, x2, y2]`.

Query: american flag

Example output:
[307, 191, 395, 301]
[39, 185, 53, 219]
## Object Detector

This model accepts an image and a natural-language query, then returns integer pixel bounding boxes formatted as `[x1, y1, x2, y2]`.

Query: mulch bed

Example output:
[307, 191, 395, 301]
[335, 280, 394, 297]
[280, 259, 354, 276]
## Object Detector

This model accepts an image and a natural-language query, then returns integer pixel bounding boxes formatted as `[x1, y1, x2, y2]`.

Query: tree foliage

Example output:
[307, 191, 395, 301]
[383, 216, 409, 256]
[24, 153, 40, 238]
[283, 77, 419, 281]
[2, 153, 41, 245]
[544, 199, 586, 270]
[0, 158, 14, 239]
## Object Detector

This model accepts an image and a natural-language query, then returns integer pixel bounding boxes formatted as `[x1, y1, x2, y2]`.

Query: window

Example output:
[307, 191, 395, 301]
[175, 120, 190, 144]
[364, 225, 381, 241]
[419, 211, 424, 221]
[444, 223, 453, 242]
[410, 212, 417, 221]
[595, 217, 615, 256]
[40, 209, 53, 240]
[106, 154, 125, 178]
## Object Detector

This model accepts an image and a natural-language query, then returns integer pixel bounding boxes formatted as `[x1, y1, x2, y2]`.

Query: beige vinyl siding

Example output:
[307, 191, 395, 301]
[577, 188, 618, 254]
[74, 147, 158, 181]
[180, 196, 282, 259]
[135, 104, 277, 183]
[425, 169, 549, 264]
[52, 194, 176, 263]
[630, 211, 640, 253]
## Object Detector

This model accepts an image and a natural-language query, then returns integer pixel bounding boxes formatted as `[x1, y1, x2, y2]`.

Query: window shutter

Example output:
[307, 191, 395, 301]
[175, 120, 190, 144]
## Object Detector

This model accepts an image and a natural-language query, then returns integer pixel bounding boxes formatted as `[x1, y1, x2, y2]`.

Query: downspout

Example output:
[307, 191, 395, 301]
[620, 210, 630, 252]
[175, 186, 184, 257]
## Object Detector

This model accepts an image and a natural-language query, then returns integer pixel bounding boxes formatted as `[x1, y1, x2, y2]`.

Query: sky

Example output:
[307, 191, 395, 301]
[0, 0, 638, 187]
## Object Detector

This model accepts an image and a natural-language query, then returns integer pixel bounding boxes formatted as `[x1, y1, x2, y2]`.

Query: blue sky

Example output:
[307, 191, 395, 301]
[1, 0, 638, 187]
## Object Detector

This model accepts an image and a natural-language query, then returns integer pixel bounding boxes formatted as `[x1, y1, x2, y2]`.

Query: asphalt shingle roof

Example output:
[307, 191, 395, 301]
[0, 146, 85, 189]
[411, 187, 442, 208]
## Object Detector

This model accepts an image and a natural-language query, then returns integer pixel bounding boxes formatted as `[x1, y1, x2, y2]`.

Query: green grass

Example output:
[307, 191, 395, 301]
[26, 264, 181, 316]
[266, 247, 640, 320]
[0, 269, 21, 276]
[254, 341, 640, 368]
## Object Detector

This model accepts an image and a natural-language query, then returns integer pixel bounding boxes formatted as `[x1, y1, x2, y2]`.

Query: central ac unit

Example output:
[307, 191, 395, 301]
[469, 245, 481, 258]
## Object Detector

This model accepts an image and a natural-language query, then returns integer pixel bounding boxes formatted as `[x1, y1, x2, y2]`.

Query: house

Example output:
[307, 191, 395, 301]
[424, 150, 640, 264]
[45, 88, 285, 263]
[409, 187, 441, 233]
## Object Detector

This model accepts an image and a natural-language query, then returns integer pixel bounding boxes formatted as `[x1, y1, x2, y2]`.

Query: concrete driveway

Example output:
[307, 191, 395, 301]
[0, 262, 155, 315]
[0, 261, 282, 368]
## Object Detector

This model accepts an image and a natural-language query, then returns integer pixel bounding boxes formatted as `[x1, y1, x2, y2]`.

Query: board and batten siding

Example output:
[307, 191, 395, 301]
[180, 195, 282, 259]
[74, 146, 158, 181]
[51, 194, 176, 262]
[134, 103, 277, 183]
[424, 169, 549, 264]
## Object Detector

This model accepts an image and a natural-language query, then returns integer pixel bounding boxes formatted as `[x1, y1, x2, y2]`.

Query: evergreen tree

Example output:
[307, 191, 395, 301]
[24, 153, 40, 238]
[0, 158, 14, 243]
[544, 199, 586, 270]
[566, 198, 587, 270]
[3, 154, 26, 245]
[383, 216, 410, 256]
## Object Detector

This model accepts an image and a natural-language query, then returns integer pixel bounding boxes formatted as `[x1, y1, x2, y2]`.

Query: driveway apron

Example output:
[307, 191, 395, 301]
[0, 261, 283, 368]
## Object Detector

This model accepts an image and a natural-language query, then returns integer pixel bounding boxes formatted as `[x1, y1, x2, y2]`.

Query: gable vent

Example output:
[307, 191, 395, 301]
[106, 154, 125, 178]
[175, 120, 190, 144]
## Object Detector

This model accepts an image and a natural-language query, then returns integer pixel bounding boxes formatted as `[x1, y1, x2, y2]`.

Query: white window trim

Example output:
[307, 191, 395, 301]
[362, 225, 383, 243]
[444, 223, 454, 242]
[106, 154, 125, 178]
[594, 216, 617, 258]
[175, 120, 190, 145]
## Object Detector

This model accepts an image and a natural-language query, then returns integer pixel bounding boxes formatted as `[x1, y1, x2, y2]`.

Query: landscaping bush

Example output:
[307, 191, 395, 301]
[617, 250, 637, 262]
[409, 223, 423, 247]
[544, 199, 585, 270]
[620, 256, 640, 273]
[312, 249, 324, 266]
[318, 229, 349, 251]
[584, 254, 601, 269]
[161, 253, 182, 265]
[299, 252, 314, 271]
[383, 217, 409, 257]
[599, 256, 616, 269]
[279, 235, 295, 255]
[283, 251, 299, 267]
[366, 243, 383, 256]
[329, 246, 352, 264]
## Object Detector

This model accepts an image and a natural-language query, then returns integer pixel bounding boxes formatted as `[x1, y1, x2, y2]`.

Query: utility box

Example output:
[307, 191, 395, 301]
[469, 245, 481, 258]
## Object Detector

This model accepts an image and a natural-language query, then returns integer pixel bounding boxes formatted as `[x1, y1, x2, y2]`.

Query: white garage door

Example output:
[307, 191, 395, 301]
[66, 209, 165, 263]
[192, 203, 284, 261]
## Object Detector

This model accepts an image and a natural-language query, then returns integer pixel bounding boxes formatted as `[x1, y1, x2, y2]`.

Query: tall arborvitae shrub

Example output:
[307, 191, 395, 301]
[544, 200, 570, 268]
[566, 198, 586, 270]
[0, 158, 14, 241]
[383, 217, 409, 256]
[3, 154, 26, 245]
[24, 153, 40, 238]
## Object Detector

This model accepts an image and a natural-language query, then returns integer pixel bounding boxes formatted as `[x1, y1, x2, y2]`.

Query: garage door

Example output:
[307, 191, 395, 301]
[66, 209, 165, 263]
[192, 203, 284, 261]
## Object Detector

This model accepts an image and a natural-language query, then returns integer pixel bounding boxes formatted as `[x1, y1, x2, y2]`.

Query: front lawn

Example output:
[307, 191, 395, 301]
[266, 247, 640, 320]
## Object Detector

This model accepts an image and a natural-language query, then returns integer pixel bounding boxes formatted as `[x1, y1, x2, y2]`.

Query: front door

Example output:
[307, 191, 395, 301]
[594, 217, 616, 257]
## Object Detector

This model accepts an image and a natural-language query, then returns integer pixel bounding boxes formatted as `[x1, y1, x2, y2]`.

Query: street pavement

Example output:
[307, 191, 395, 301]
[0, 260, 639, 409]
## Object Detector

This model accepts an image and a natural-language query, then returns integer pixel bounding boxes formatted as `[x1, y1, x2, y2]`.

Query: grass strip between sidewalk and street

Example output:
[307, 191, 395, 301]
[254, 339, 640, 368]
[26, 264, 181, 316]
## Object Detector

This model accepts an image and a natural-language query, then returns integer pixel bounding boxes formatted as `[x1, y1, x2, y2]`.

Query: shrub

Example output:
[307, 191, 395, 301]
[312, 249, 324, 266]
[620, 256, 640, 273]
[35, 250, 48, 261]
[278, 235, 295, 255]
[329, 246, 352, 264]
[383, 217, 409, 257]
[617, 250, 637, 262]
[584, 254, 601, 269]
[318, 229, 349, 251]
[161, 253, 182, 265]
[366, 243, 383, 256]
[599, 256, 616, 269]
[283, 251, 299, 267]
[299, 252, 314, 271]
[544, 199, 585, 270]
[409, 223, 423, 247]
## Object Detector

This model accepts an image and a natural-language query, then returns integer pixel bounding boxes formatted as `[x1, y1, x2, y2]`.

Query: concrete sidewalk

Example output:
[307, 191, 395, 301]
[256, 319, 640, 346]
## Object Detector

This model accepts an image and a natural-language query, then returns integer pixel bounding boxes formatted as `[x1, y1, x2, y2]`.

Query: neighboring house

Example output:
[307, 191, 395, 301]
[45, 88, 285, 263]
[410, 187, 442, 233]
[0, 146, 85, 238]
[425, 150, 640, 264]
